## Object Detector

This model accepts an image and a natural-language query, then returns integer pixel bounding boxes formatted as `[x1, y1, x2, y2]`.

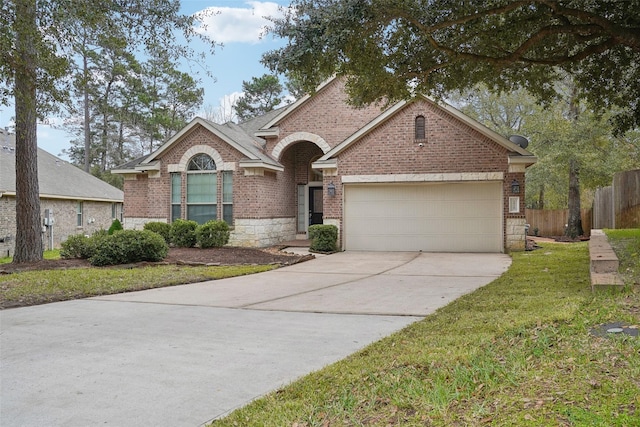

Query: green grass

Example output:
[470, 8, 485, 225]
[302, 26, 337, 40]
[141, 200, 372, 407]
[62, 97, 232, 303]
[0, 264, 275, 308]
[0, 249, 61, 264]
[210, 242, 640, 426]
[605, 228, 640, 285]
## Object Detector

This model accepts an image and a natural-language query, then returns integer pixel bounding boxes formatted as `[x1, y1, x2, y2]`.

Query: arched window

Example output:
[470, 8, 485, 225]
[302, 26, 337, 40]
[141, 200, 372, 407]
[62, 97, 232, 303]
[415, 115, 426, 140]
[186, 154, 217, 224]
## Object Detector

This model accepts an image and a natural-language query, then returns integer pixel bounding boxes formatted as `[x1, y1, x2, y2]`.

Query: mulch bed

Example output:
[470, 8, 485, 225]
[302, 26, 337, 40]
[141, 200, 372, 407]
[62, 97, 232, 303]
[0, 246, 313, 274]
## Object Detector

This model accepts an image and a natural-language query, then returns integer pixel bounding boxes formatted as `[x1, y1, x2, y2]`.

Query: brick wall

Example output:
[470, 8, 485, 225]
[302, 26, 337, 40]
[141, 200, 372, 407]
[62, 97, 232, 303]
[267, 79, 384, 155]
[120, 79, 529, 251]
[323, 99, 526, 251]
[0, 196, 121, 256]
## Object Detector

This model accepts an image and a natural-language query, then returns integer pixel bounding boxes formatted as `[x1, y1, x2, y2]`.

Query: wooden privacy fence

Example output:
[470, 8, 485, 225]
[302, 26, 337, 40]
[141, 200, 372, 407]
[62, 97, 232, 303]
[593, 169, 640, 229]
[525, 209, 592, 237]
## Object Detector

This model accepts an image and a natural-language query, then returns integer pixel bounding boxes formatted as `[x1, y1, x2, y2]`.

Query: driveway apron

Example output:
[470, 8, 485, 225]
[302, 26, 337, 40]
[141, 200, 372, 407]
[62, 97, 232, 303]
[1, 251, 510, 426]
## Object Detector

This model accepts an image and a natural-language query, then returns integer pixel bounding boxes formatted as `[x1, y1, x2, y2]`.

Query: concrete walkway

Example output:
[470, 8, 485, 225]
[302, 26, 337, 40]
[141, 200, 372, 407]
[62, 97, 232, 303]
[1, 251, 510, 426]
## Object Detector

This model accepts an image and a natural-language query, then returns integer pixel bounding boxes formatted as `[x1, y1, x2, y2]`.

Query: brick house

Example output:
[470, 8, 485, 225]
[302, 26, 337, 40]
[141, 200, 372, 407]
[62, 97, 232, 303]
[0, 129, 124, 257]
[113, 78, 536, 252]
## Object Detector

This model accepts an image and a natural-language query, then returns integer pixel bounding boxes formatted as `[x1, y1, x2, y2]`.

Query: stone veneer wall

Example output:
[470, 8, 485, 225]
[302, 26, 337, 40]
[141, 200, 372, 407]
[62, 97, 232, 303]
[230, 217, 297, 247]
[124, 217, 167, 230]
[506, 217, 527, 251]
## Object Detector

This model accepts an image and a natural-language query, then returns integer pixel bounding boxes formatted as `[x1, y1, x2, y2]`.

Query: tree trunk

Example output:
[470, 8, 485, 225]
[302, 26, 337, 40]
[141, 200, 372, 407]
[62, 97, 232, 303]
[565, 157, 583, 238]
[83, 51, 91, 172]
[13, 0, 43, 263]
[538, 184, 545, 210]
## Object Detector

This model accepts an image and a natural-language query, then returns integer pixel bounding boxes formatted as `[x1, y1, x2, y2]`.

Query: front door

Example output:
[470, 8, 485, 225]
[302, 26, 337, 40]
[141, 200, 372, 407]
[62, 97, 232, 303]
[309, 187, 323, 225]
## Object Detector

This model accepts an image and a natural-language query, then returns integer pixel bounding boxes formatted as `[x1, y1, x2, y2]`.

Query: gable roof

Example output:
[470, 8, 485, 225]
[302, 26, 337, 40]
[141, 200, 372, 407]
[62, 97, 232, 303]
[113, 116, 282, 173]
[257, 77, 337, 132]
[318, 95, 536, 164]
[0, 130, 123, 202]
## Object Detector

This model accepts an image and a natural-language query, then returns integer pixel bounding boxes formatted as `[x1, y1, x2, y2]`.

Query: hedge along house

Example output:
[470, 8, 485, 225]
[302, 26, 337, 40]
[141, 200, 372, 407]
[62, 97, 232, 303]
[114, 78, 536, 252]
[0, 128, 124, 257]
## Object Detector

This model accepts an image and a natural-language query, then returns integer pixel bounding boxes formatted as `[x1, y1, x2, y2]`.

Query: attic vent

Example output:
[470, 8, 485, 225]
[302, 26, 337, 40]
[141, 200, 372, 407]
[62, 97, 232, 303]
[415, 116, 426, 140]
[509, 135, 529, 149]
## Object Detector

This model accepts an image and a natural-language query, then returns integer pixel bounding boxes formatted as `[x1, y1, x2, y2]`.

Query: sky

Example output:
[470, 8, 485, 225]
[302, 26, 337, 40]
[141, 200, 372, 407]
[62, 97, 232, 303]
[0, 0, 291, 160]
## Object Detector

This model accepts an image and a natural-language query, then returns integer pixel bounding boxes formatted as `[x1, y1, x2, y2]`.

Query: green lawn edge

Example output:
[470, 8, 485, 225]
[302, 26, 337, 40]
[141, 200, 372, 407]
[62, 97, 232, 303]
[0, 264, 276, 308]
[210, 242, 640, 426]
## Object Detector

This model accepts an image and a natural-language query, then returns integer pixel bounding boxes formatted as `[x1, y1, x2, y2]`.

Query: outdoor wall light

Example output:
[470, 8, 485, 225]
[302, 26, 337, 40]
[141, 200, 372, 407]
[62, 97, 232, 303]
[511, 179, 520, 194]
[327, 181, 336, 197]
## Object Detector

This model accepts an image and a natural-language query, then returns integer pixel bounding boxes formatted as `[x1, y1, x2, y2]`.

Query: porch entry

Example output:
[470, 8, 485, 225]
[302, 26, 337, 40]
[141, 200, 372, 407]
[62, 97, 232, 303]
[309, 186, 323, 225]
[297, 184, 323, 234]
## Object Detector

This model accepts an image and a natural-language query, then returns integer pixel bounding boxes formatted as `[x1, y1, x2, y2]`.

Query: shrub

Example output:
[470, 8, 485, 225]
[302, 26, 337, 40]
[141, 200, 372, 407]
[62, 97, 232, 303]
[89, 230, 168, 266]
[309, 224, 338, 252]
[170, 219, 198, 248]
[108, 219, 123, 235]
[196, 220, 230, 248]
[60, 234, 91, 259]
[143, 221, 172, 243]
[60, 230, 108, 259]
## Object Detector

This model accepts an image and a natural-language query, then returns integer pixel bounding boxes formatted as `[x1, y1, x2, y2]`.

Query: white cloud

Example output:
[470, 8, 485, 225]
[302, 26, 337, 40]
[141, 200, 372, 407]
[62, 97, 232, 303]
[201, 91, 243, 123]
[194, 1, 286, 44]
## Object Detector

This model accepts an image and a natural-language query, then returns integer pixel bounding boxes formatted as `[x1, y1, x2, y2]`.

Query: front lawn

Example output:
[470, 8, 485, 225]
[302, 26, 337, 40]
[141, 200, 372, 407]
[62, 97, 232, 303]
[0, 264, 275, 309]
[210, 242, 640, 426]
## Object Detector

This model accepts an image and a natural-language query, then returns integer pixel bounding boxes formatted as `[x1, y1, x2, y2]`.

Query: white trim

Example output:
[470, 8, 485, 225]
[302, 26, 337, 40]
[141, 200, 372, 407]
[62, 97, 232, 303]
[178, 145, 224, 171]
[111, 169, 142, 175]
[509, 196, 521, 213]
[311, 159, 337, 169]
[508, 155, 537, 165]
[238, 160, 285, 173]
[271, 132, 331, 160]
[254, 128, 279, 138]
[341, 172, 504, 183]
[0, 191, 122, 203]
[134, 161, 160, 171]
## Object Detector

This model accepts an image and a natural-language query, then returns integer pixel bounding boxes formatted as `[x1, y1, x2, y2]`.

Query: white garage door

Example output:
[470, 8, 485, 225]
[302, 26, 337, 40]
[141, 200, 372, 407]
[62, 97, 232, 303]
[344, 182, 503, 252]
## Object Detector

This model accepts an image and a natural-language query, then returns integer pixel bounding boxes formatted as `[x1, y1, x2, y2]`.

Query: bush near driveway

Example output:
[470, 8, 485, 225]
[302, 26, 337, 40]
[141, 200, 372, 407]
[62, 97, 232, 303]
[143, 221, 172, 244]
[196, 220, 230, 248]
[89, 230, 168, 266]
[170, 219, 198, 248]
[309, 224, 338, 252]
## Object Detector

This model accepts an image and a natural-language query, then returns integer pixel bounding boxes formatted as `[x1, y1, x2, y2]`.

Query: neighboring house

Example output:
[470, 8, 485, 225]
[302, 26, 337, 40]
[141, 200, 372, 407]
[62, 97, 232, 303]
[0, 129, 124, 257]
[113, 78, 536, 252]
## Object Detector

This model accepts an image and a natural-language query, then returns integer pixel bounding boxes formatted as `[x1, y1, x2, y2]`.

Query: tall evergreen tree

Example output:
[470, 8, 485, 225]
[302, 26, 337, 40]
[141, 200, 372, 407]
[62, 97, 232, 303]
[0, 0, 215, 263]
[235, 74, 285, 122]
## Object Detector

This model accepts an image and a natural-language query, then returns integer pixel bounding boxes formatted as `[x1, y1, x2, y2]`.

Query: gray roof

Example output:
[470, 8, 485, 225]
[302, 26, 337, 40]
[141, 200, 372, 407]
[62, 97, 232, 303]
[0, 130, 124, 202]
[114, 115, 283, 172]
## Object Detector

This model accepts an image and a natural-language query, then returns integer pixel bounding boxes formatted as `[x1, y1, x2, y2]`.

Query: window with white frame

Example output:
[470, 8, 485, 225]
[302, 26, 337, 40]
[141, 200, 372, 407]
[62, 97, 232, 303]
[111, 203, 123, 221]
[222, 170, 233, 225]
[186, 154, 217, 224]
[509, 196, 520, 213]
[77, 201, 83, 227]
[171, 172, 181, 222]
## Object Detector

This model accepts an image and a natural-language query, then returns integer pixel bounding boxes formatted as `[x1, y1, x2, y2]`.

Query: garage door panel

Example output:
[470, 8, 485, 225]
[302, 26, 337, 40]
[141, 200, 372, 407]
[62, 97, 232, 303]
[344, 183, 503, 252]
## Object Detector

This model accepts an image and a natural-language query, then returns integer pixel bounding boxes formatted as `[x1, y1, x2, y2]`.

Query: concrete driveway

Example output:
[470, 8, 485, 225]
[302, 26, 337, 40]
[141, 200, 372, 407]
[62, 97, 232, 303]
[1, 251, 510, 426]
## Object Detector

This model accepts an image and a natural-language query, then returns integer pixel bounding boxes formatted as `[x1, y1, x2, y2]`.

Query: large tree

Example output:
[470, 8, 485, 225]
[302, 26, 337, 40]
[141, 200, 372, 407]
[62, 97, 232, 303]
[264, 0, 640, 134]
[234, 74, 286, 122]
[453, 83, 640, 236]
[0, 0, 215, 263]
